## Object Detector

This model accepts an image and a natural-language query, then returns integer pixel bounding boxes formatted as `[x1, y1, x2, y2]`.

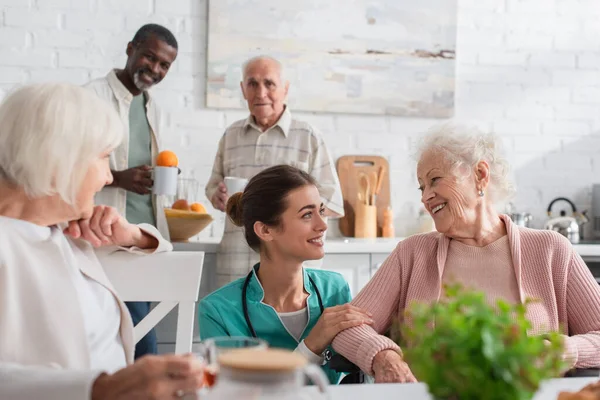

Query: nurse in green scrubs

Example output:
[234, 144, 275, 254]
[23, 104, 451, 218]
[198, 165, 373, 384]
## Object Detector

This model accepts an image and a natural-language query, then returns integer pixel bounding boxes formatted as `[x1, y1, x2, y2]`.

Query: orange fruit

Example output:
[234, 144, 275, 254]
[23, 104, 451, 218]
[156, 150, 178, 167]
[190, 203, 206, 213]
[172, 199, 190, 210]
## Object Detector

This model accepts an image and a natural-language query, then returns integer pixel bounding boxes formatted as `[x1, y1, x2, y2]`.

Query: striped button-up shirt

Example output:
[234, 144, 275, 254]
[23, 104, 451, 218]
[205, 107, 344, 287]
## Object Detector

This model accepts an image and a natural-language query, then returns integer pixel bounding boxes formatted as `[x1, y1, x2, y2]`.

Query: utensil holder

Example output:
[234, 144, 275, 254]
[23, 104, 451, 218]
[354, 203, 377, 238]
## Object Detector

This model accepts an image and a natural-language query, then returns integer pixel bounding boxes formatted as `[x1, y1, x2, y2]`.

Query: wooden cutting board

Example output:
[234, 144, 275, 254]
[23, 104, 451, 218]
[336, 155, 391, 237]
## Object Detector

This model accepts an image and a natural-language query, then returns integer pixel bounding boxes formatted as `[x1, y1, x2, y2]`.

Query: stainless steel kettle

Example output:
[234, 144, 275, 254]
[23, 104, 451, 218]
[505, 203, 533, 227]
[544, 197, 588, 244]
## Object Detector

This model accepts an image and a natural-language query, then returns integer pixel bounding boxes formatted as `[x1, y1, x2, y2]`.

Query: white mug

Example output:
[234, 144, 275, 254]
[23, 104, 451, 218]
[224, 176, 248, 195]
[153, 166, 178, 196]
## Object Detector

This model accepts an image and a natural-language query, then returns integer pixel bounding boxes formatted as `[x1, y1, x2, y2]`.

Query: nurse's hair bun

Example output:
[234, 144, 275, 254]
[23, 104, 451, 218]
[226, 192, 244, 227]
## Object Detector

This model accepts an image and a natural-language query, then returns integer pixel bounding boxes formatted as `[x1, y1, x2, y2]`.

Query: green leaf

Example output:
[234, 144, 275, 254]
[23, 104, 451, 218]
[400, 284, 567, 400]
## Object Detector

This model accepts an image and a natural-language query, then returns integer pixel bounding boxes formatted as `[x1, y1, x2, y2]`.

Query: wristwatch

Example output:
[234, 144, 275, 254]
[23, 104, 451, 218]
[323, 348, 332, 365]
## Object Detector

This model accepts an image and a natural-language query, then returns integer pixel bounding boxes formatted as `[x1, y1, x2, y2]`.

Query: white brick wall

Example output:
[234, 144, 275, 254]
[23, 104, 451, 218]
[1, 0, 600, 238]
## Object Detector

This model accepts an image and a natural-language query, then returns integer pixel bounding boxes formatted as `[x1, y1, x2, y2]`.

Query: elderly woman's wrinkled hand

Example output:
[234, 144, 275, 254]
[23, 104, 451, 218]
[64, 205, 154, 248]
[91, 354, 204, 400]
[372, 349, 417, 384]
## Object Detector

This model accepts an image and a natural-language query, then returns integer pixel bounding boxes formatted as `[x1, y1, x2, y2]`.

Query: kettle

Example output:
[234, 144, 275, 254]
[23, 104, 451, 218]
[544, 197, 588, 244]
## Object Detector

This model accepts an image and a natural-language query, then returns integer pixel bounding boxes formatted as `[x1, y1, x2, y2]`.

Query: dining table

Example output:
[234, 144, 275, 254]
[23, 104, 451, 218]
[302, 377, 599, 399]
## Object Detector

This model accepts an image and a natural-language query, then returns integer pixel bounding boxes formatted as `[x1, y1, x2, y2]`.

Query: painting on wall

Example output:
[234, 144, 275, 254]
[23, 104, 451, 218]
[206, 0, 457, 118]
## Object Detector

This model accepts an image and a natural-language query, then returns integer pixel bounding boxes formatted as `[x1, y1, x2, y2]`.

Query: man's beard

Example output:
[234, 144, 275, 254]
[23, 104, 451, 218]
[133, 69, 159, 91]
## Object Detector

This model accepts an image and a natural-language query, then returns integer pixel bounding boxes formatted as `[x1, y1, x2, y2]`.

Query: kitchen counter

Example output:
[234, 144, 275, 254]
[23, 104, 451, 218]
[173, 237, 600, 258]
[172, 237, 404, 254]
[173, 237, 221, 253]
[573, 243, 600, 259]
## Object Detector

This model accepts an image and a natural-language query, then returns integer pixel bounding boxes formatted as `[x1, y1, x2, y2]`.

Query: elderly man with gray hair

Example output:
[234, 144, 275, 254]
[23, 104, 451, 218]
[205, 55, 344, 287]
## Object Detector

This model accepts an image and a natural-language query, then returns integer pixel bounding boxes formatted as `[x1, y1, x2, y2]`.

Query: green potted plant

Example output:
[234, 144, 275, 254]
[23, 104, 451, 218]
[397, 284, 566, 400]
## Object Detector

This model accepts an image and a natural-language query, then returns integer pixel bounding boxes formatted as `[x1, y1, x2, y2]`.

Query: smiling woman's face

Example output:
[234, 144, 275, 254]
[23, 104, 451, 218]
[265, 184, 327, 262]
[417, 150, 481, 236]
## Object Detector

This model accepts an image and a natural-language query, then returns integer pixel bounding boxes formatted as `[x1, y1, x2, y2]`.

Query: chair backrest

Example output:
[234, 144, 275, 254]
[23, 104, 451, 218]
[103, 251, 204, 354]
[329, 353, 365, 384]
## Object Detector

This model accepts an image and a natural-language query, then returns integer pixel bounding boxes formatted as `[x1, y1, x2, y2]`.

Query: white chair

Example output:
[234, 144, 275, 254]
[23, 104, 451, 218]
[103, 251, 204, 354]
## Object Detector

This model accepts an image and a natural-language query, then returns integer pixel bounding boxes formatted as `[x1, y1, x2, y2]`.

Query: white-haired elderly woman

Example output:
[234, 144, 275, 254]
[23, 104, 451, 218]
[0, 83, 202, 400]
[331, 125, 600, 383]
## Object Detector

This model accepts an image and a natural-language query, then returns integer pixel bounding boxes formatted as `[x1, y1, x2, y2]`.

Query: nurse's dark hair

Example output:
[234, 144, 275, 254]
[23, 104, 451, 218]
[226, 165, 317, 251]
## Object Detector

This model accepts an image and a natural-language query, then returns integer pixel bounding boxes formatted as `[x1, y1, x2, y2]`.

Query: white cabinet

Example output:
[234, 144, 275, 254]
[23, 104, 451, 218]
[322, 254, 371, 296]
[322, 253, 393, 296]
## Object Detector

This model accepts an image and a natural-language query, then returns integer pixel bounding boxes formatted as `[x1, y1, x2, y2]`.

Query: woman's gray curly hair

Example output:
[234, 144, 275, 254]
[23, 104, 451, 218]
[416, 123, 515, 203]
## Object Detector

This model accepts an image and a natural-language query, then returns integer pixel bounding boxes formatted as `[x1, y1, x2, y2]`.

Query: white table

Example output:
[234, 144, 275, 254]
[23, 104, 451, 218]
[302, 378, 598, 399]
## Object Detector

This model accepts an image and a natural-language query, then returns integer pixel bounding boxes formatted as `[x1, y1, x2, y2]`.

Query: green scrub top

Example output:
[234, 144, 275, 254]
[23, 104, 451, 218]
[198, 264, 352, 384]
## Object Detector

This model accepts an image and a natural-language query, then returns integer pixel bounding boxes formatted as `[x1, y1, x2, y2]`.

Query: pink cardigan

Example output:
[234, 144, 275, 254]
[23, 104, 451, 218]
[332, 215, 600, 375]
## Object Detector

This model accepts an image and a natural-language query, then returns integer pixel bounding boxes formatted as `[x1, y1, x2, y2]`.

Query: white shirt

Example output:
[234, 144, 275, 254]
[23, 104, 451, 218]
[2, 217, 126, 373]
[0, 215, 171, 400]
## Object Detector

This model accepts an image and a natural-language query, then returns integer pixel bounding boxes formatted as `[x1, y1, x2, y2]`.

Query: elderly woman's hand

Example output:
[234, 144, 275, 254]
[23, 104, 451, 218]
[64, 205, 158, 249]
[372, 349, 417, 383]
[91, 354, 204, 400]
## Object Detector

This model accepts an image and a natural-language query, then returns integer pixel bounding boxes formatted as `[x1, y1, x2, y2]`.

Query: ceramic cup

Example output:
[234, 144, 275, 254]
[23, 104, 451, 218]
[153, 166, 178, 195]
[224, 176, 249, 195]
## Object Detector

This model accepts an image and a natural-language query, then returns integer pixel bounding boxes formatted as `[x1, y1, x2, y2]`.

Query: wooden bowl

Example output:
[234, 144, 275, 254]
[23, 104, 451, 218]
[164, 208, 213, 242]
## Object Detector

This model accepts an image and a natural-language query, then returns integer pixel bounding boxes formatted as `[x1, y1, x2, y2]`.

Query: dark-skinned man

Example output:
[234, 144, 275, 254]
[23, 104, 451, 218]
[85, 23, 178, 359]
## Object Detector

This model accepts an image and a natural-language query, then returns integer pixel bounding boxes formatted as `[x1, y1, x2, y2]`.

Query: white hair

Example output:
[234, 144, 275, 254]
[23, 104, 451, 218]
[0, 83, 123, 205]
[416, 123, 515, 203]
[241, 55, 287, 83]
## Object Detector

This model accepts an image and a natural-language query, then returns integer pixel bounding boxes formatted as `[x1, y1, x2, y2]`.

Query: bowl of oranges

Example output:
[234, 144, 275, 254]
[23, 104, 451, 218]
[164, 199, 213, 242]
[155, 150, 214, 241]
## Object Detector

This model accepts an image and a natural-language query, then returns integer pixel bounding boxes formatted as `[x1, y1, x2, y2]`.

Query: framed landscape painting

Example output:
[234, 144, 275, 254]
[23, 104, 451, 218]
[207, 0, 457, 117]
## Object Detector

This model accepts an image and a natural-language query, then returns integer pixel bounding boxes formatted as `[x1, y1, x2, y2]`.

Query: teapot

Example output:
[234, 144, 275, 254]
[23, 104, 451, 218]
[201, 348, 330, 400]
[544, 197, 588, 244]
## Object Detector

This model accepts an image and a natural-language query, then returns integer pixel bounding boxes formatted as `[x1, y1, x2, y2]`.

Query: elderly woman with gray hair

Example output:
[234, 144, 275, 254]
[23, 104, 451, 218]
[0, 83, 202, 399]
[332, 125, 600, 383]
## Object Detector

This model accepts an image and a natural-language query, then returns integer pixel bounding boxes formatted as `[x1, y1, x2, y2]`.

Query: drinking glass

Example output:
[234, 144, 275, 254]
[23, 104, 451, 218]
[196, 336, 267, 388]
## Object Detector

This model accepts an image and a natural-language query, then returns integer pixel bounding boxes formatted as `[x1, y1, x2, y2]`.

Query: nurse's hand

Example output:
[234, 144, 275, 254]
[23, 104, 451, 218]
[211, 182, 228, 212]
[304, 304, 374, 355]
[91, 354, 203, 400]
